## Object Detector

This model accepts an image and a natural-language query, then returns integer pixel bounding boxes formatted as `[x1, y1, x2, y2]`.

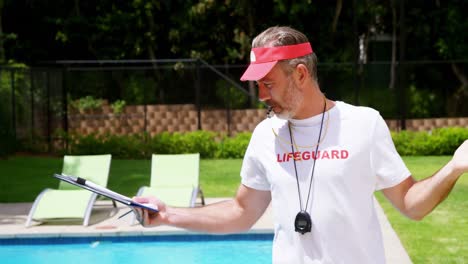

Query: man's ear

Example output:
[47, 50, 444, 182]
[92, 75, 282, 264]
[295, 64, 309, 85]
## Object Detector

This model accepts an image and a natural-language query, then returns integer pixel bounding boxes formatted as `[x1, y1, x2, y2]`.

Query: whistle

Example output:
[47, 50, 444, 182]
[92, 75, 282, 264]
[266, 106, 273, 118]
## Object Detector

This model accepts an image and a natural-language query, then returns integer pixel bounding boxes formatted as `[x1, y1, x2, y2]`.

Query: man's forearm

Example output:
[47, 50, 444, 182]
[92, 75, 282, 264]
[404, 160, 462, 220]
[160, 199, 254, 233]
[135, 184, 271, 232]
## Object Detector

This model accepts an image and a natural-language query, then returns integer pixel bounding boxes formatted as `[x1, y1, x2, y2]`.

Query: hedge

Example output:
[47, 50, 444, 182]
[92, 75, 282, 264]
[392, 127, 468, 156]
[16, 127, 468, 159]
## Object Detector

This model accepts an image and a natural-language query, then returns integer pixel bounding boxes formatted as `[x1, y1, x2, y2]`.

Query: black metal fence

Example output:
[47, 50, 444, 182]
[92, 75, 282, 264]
[1, 59, 467, 154]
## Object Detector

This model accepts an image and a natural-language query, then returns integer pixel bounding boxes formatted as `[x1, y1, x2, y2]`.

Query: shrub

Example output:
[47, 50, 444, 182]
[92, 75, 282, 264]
[110, 100, 126, 115]
[431, 127, 468, 155]
[148, 131, 218, 158]
[69, 133, 148, 159]
[70, 96, 104, 112]
[179, 131, 219, 158]
[216, 132, 252, 159]
[0, 129, 16, 158]
[392, 127, 468, 156]
[58, 126, 467, 159]
[148, 132, 181, 155]
[0, 102, 17, 157]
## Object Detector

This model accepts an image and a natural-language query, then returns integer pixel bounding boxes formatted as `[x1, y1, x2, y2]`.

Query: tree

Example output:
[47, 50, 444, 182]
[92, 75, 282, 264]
[434, 1, 468, 115]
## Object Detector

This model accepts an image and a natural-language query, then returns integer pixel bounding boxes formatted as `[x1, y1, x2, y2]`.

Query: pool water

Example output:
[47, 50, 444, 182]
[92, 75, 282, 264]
[0, 233, 273, 264]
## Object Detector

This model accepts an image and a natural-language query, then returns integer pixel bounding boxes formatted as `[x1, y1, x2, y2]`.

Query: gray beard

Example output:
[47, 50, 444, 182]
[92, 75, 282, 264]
[275, 111, 294, 120]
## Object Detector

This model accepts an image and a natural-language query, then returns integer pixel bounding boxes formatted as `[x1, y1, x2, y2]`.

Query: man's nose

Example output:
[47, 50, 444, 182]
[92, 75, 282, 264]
[257, 83, 271, 102]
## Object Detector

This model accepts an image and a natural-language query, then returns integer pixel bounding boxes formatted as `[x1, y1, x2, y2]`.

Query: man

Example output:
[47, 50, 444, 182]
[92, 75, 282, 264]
[134, 26, 468, 263]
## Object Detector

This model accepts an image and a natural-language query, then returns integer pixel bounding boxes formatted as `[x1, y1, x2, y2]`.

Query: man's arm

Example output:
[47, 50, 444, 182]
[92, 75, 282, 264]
[382, 140, 468, 220]
[133, 184, 271, 233]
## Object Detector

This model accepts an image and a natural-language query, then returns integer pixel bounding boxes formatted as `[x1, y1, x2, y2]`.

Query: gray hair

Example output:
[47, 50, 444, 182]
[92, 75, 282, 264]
[252, 26, 318, 81]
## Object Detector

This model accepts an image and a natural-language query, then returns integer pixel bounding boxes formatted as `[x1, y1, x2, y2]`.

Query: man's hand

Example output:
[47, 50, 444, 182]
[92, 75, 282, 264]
[132, 196, 167, 227]
[131, 185, 271, 233]
[450, 140, 468, 175]
[383, 140, 468, 220]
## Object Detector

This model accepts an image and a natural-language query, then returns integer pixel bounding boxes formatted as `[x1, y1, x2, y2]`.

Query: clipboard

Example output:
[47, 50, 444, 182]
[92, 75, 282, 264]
[53, 173, 159, 213]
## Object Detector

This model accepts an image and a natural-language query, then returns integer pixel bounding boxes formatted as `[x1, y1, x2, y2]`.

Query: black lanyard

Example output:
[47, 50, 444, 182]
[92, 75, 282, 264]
[288, 99, 327, 234]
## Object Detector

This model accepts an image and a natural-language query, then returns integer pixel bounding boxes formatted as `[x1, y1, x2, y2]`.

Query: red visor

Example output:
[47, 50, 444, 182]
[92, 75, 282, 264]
[240, 42, 313, 81]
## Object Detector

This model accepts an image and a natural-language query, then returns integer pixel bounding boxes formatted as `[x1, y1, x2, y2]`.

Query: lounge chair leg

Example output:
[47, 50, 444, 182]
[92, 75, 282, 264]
[25, 189, 50, 227]
[83, 193, 98, 226]
[199, 189, 205, 206]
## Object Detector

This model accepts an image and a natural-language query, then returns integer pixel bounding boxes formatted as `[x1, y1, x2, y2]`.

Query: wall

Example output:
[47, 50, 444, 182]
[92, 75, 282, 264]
[68, 104, 468, 136]
[68, 104, 267, 136]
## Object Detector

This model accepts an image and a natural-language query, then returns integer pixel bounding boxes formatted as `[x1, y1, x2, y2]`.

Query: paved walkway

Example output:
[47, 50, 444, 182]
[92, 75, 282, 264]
[0, 198, 411, 263]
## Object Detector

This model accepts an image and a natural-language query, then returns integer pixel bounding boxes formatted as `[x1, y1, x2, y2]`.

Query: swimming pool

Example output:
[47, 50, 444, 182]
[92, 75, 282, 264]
[0, 233, 273, 264]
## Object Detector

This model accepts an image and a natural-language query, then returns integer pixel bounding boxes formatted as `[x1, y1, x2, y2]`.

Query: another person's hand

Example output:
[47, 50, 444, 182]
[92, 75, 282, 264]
[132, 196, 166, 227]
[451, 140, 468, 175]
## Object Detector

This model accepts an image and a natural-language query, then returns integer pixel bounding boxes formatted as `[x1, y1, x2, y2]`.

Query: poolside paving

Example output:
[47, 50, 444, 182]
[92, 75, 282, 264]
[0, 197, 412, 263]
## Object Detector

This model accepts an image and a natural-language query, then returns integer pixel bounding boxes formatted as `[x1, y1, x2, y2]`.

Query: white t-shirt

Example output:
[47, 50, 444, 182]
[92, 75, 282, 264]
[241, 101, 410, 264]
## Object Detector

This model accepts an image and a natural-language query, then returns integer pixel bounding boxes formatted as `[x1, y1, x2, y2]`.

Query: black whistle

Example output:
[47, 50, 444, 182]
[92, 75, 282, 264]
[266, 106, 273, 118]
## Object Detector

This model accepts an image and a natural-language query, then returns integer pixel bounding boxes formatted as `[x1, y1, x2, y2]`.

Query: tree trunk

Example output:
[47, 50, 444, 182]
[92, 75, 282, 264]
[242, 0, 257, 107]
[451, 63, 468, 87]
[145, 7, 163, 103]
[331, 0, 343, 34]
[74, 0, 80, 16]
[0, 0, 5, 63]
[449, 63, 468, 116]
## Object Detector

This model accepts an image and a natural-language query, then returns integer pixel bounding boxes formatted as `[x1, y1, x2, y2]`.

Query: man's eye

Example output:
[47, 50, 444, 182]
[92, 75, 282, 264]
[265, 83, 273, 88]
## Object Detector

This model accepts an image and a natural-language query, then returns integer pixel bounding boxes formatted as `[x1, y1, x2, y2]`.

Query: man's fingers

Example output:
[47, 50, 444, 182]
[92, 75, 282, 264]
[133, 196, 149, 203]
[133, 208, 144, 225]
[142, 208, 151, 227]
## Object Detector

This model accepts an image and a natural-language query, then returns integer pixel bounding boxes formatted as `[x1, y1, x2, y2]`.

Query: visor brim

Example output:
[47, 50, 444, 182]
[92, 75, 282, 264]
[240, 61, 278, 81]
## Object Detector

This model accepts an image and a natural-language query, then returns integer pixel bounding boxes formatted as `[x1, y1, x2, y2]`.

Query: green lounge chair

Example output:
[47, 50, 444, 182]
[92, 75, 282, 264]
[25, 154, 112, 227]
[136, 153, 205, 208]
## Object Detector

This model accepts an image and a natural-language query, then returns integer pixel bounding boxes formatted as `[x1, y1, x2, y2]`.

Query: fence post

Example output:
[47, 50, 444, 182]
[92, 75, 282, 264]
[10, 69, 16, 142]
[225, 64, 232, 136]
[398, 0, 407, 130]
[30, 69, 35, 142]
[195, 59, 202, 130]
[352, 0, 360, 105]
[46, 70, 51, 152]
[144, 103, 148, 138]
[62, 67, 69, 151]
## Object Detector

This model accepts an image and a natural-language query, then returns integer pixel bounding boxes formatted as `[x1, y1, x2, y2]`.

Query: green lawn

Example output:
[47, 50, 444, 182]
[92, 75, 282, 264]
[0, 156, 242, 203]
[375, 156, 468, 264]
[0, 155, 466, 263]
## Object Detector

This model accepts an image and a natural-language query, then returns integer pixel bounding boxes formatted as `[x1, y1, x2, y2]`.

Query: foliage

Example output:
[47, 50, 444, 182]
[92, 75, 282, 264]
[110, 99, 126, 115]
[216, 132, 252, 159]
[434, 2, 468, 60]
[17, 137, 48, 154]
[148, 131, 219, 158]
[215, 80, 248, 109]
[2, 1, 466, 71]
[68, 133, 147, 159]
[70, 96, 104, 112]
[147, 132, 176, 156]
[407, 85, 441, 118]
[0, 70, 13, 157]
[23, 126, 468, 159]
[0, 64, 31, 122]
[55, 130, 233, 159]
[1, 1, 467, 118]
[178, 131, 219, 158]
[0, 113, 16, 157]
[2, 1, 468, 129]
[0, 63, 33, 157]
[392, 127, 468, 156]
